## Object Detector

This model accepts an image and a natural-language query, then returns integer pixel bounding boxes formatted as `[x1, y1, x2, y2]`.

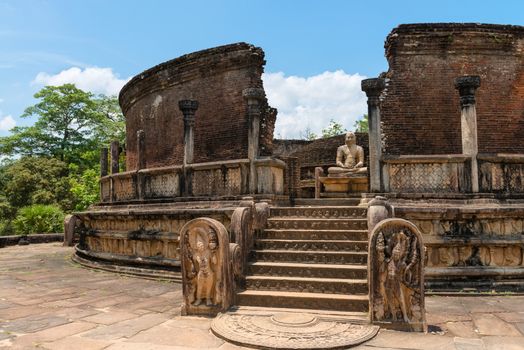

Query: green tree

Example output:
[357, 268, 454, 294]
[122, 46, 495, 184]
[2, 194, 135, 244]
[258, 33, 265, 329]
[2, 157, 74, 212]
[353, 114, 369, 133]
[321, 119, 347, 138]
[299, 127, 318, 140]
[0, 84, 125, 170]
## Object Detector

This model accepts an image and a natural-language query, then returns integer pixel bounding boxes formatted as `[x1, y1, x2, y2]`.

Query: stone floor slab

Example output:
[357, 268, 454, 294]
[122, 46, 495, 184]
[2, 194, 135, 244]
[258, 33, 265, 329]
[79, 313, 169, 340]
[472, 314, 522, 337]
[453, 337, 484, 350]
[482, 335, 524, 350]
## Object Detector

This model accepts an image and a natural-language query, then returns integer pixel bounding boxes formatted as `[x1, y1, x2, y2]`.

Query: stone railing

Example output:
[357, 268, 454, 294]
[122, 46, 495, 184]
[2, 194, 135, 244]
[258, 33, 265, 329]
[478, 153, 524, 194]
[382, 155, 470, 193]
[99, 158, 285, 203]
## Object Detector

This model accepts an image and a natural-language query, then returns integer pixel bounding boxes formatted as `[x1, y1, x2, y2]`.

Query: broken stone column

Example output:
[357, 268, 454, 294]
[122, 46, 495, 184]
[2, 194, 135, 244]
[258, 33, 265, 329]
[243, 88, 265, 194]
[178, 100, 199, 165]
[361, 78, 386, 192]
[110, 141, 120, 174]
[100, 148, 108, 177]
[455, 76, 481, 193]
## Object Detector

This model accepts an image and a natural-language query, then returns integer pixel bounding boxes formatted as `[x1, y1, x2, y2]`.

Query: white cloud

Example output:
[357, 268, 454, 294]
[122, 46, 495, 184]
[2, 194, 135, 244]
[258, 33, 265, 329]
[33, 67, 130, 96]
[0, 115, 16, 131]
[263, 70, 367, 139]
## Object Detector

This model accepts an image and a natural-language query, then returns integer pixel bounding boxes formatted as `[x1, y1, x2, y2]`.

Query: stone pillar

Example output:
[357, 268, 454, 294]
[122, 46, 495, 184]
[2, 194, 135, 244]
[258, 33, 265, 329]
[110, 141, 120, 174]
[455, 76, 481, 193]
[179, 100, 198, 197]
[178, 100, 199, 166]
[243, 88, 265, 194]
[361, 78, 386, 192]
[136, 130, 146, 170]
[100, 148, 108, 177]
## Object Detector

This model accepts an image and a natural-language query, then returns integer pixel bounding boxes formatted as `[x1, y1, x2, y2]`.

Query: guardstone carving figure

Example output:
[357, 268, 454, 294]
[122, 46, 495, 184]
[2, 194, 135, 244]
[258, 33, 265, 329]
[369, 218, 426, 332]
[180, 217, 233, 316]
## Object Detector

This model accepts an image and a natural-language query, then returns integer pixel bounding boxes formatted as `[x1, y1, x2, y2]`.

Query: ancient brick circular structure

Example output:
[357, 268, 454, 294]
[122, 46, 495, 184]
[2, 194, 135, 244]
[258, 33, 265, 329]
[381, 23, 524, 155]
[119, 42, 275, 170]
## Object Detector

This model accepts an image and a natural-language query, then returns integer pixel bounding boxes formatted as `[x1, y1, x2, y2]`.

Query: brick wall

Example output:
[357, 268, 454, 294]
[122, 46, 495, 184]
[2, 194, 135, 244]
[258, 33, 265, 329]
[120, 43, 274, 170]
[381, 23, 524, 155]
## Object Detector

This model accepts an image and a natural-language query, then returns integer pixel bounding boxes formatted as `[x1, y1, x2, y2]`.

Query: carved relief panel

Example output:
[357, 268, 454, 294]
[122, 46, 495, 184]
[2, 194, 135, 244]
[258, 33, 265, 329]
[180, 218, 233, 316]
[369, 218, 426, 332]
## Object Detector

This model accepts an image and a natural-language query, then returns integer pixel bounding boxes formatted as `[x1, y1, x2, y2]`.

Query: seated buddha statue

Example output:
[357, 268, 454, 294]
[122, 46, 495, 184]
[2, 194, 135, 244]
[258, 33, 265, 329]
[327, 131, 368, 177]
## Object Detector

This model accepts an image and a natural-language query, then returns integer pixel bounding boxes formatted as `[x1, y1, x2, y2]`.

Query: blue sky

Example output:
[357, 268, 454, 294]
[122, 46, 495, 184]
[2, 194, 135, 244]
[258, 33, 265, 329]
[1, 0, 523, 138]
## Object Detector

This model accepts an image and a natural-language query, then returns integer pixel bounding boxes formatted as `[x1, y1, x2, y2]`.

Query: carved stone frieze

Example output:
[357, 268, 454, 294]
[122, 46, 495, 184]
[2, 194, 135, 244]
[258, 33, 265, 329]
[369, 218, 426, 332]
[180, 217, 233, 316]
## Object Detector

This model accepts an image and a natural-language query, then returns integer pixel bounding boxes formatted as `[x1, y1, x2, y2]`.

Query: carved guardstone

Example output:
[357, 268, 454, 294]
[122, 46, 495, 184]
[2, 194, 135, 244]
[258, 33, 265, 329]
[369, 218, 427, 332]
[180, 218, 234, 316]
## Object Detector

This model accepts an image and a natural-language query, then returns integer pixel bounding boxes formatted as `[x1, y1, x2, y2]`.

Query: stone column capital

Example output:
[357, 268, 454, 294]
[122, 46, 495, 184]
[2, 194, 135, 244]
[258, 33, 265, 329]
[179, 100, 199, 126]
[455, 76, 481, 107]
[178, 100, 199, 114]
[361, 78, 385, 106]
[242, 87, 265, 102]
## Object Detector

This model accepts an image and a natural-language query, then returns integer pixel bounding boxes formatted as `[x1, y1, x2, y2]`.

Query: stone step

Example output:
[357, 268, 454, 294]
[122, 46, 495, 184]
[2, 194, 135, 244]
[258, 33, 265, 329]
[260, 229, 368, 241]
[293, 198, 362, 206]
[267, 218, 368, 230]
[236, 290, 369, 312]
[270, 206, 367, 219]
[248, 261, 367, 279]
[251, 249, 368, 265]
[254, 239, 368, 252]
[245, 275, 368, 295]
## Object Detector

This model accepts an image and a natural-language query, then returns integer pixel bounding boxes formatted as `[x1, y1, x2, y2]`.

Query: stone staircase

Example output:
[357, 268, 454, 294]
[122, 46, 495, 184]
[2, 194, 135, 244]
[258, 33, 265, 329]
[236, 201, 370, 315]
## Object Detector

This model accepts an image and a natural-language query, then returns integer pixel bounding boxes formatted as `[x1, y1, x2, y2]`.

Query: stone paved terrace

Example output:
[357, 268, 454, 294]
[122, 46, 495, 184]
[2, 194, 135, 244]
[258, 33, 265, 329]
[1, 243, 523, 350]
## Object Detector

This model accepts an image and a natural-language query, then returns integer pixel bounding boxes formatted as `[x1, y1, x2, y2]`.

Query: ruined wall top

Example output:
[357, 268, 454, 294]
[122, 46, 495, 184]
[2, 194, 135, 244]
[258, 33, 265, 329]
[381, 23, 524, 155]
[119, 43, 275, 170]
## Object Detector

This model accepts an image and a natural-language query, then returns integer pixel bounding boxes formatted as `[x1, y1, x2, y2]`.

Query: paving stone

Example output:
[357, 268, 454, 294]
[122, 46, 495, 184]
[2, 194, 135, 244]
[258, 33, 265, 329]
[453, 337, 484, 350]
[365, 329, 456, 350]
[126, 319, 224, 348]
[83, 310, 138, 325]
[9, 321, 97, 348]
[41, 335, 111, 350]
[482, 336, 524, 350]
[426, 312, 472, 325]
[106, 342, 192, 350]
[445, 321, 479, 338]
[0, 305, 49, 320]
[472, 314, 522, 337]
[80, 313, 169, 340]
[495, 312, 524, 323]
[1, 314, 69, 333]
[515, 323, 524, 336]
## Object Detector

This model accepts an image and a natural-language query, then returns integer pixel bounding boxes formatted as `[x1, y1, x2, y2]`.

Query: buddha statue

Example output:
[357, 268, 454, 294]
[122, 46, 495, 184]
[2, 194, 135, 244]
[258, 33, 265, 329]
[327, 131, 368, 177]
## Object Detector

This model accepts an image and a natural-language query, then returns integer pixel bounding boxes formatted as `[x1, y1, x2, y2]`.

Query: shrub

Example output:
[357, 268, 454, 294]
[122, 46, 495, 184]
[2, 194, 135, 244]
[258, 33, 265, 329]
[0, 220, 15, 236]
[13, 204, 64, 235]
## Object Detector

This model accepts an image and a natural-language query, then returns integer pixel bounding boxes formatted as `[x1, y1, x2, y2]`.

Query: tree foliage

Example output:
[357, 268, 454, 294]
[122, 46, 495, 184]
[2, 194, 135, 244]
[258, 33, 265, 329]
[0, 84, 125, 230]
[0, 84, 124, 170]
[354, 114, 369, 133]
[321, 119, 347, 138]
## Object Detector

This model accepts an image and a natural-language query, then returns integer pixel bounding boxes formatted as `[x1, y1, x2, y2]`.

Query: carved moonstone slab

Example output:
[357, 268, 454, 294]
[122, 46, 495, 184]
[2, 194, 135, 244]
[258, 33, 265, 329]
[369, 218, 427, 332]
[211, 312, 379, 349]
[180, 217, 233, 316]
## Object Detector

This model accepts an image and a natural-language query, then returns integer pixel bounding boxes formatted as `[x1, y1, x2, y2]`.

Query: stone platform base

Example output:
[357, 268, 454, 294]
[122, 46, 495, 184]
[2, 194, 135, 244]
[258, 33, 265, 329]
[211, 310, 379, 349]
[319, 176, 368, 193]
[72, 250, 182, 281]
